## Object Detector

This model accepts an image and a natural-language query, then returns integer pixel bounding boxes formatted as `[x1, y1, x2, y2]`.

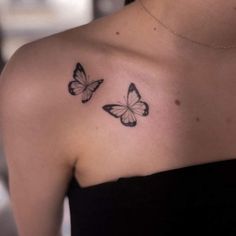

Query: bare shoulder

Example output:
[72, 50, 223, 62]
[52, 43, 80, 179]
[0, 19, 115, 213]
[0, 2, 142, 165]
[0, 25, 108, 234]
[0, 28, 89, 162]
[0, 9, 127, 157]
[0, 0, 138, 102]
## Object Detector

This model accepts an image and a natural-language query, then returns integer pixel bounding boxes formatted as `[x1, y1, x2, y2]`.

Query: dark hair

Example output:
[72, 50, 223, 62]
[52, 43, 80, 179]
[125, 0, 135, 5]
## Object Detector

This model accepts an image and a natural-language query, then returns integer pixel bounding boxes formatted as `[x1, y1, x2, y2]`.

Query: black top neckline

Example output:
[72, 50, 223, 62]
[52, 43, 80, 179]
[67, 157, 236, 236]
[69, 158, 236, 190]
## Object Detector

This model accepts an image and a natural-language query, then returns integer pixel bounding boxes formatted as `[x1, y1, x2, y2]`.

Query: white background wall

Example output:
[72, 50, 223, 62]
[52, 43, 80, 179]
[0, 0, 93, 59]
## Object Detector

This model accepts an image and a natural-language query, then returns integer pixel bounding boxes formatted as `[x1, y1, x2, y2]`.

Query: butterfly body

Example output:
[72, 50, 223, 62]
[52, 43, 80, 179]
[68, 63, 104, 103]
[103, 83, 149, 127]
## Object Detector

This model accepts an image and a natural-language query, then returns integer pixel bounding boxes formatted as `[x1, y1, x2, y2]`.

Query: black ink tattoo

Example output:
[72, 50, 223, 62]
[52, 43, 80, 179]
[68, 63, 104, 103]
[103, 83, 149, 127]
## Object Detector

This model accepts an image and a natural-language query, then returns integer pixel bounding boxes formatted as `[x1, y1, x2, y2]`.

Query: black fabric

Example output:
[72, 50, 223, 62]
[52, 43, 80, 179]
[66, 159, 236, 236]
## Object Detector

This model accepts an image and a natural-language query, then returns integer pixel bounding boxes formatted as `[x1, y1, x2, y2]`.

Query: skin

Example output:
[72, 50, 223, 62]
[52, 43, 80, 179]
[1, 0, 236, 235]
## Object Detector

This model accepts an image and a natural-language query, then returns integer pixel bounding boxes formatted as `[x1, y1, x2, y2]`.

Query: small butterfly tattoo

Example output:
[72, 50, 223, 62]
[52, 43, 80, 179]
[68, 63, 104, 103]
[103, 83, 149, 127]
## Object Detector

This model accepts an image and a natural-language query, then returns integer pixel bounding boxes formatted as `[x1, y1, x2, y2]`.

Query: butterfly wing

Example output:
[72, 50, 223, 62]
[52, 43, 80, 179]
[68, 63, 88, 96]
[103, 104, 137, 127]
[120, 109, 137, 127]
[73, 63, 88, 86]
[132, 101, 149, 116]
[127, 83, 149, 116]
[81, 79, 104, 103]
[127, 83, 141, 106]
[68, 81, 85, 96]
[103, 104, 128, 118]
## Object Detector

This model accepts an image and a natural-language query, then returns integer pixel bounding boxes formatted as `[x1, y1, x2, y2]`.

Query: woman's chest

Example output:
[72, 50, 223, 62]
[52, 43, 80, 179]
[71, 60, 236, 187]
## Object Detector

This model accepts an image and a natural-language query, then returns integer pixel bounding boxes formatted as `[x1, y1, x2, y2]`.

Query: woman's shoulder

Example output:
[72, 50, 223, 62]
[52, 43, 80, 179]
[0, 0, 140, 92]
[0, 12, 129, 140]
[0, 15, 115, 101]
[0, 6, 131, 87]
[0, 3, 141, 143]
[0, 25, 103, 170]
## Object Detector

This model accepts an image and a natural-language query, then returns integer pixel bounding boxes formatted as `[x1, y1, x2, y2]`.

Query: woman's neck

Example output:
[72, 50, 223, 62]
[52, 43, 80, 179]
[138, 0, 236, 51]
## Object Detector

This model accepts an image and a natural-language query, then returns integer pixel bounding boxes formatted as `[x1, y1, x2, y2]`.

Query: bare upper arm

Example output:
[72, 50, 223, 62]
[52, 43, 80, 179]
[0, 43, 77, 236]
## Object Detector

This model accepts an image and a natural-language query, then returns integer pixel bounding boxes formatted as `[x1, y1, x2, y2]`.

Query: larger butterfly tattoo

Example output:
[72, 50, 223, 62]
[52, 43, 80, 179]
[103, 83, 149, 127]
[68, 63, 104, 103]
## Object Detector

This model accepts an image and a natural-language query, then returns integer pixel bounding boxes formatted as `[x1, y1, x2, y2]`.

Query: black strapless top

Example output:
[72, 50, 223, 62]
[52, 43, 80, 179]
[66, 159, 236, 236]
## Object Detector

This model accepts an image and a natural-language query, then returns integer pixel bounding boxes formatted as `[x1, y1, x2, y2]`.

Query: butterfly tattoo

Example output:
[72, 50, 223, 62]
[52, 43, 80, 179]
[68, 63, 104, 103]
[103, 83, 149, 127]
